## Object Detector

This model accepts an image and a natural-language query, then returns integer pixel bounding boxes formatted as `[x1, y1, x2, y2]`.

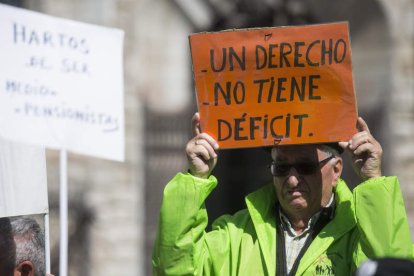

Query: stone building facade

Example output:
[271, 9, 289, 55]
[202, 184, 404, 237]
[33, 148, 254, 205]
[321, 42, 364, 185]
[8, 0, 414, 275]
[379, 0, 414, 234]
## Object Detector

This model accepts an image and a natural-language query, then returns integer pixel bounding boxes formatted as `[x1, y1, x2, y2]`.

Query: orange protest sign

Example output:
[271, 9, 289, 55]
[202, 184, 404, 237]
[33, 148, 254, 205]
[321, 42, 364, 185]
[189, 22, 357, 149]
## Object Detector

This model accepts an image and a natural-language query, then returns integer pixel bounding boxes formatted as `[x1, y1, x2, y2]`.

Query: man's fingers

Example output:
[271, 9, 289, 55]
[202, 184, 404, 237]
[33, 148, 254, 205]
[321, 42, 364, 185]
[351, 142, 374, 156]
[192, 112, 201, 136]
[191, 113, 220, 150]
[338, 141, 350, 151]
[195, 143, 215, 160]
[193, 137, 218, 158]
[197, 133, 219, 150]
[349, 130, 374, 151]
[356, 117, 370, 133]
[187, 113, 220, 178]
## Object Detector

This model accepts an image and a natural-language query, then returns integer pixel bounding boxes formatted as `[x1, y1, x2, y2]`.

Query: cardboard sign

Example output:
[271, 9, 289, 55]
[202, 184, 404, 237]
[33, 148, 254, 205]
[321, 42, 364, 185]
[189, 22, 357, 149]
[0, 138, 48, 217]
[0, 4, 124, 161]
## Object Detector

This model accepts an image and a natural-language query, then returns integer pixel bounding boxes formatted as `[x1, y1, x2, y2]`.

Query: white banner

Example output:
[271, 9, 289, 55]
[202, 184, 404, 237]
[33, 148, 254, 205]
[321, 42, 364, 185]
[0, 4, 124, 161]
[0, 137, 48, 217]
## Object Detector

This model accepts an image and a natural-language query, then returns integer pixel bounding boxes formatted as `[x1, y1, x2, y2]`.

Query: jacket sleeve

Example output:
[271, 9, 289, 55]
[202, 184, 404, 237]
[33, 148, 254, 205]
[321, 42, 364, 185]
[352, 176, 413, 262]
[152, 172, 229, 275]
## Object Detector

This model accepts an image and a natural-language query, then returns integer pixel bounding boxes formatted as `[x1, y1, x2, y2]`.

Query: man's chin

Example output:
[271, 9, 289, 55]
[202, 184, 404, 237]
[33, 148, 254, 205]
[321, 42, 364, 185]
[287, 198, 308, 209]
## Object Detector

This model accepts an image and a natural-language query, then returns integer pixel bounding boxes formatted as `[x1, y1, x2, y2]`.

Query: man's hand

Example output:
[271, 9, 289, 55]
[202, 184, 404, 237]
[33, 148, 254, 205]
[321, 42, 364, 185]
[186, 113, 219, 178]
[339, 117, 383, 180]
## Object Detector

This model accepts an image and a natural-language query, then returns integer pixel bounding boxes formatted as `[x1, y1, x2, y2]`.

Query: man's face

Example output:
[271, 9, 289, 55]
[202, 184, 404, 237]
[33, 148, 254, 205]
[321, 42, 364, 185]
[271, 144, 342, 217]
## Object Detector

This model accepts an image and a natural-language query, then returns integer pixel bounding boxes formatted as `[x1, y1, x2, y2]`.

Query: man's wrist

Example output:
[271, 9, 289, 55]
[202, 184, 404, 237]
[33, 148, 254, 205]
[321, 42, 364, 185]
[362, 171, 382, 181]
[188, 169, 210, 179]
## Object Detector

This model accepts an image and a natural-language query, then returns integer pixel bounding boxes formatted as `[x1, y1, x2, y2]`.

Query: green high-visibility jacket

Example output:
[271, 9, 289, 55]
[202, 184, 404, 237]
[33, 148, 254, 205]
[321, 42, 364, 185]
[152, 173, 413, 275]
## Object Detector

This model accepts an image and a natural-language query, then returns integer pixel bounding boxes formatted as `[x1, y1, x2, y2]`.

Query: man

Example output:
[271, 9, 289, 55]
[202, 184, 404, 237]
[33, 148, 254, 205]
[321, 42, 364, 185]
[153, 113, 413, 275]
[0, 216, 54, 276]
[10, 217, 46, 276]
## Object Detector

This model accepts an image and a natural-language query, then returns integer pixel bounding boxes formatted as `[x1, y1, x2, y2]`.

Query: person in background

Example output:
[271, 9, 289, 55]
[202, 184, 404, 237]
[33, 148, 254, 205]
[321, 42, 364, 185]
[153, 113, 413, 275]
[10, 217, 46, 276]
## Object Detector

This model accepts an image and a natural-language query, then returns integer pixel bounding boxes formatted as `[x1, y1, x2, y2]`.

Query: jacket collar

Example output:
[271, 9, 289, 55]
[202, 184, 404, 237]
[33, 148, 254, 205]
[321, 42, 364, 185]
[245, 179, 356, 275]
[245, 183, 277, 275]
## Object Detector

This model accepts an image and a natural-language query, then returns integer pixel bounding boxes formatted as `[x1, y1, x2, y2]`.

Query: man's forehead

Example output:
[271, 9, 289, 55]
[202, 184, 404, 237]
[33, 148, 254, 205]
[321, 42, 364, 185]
[271, 144, 320, 159]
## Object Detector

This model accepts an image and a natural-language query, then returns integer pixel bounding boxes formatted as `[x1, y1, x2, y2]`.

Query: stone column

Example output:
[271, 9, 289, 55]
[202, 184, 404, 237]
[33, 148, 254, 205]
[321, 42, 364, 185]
[378, 0, 414, 236]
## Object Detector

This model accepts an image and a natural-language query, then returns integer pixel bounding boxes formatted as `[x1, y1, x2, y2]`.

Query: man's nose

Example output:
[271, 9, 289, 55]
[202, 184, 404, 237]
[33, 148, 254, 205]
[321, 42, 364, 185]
[286, 167, 301, 186]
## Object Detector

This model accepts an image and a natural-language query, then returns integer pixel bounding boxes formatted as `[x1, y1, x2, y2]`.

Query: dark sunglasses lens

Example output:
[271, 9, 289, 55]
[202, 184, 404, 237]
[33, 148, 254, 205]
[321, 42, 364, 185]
[296, 163, 318, 175]
[273, 164, 290, 176]
[271, 162, 320, 176]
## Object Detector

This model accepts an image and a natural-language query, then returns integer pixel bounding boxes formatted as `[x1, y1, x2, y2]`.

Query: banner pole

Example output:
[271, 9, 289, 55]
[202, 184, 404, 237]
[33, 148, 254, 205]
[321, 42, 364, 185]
[44, 212, 51, 274]
[59, 149, 68, 276]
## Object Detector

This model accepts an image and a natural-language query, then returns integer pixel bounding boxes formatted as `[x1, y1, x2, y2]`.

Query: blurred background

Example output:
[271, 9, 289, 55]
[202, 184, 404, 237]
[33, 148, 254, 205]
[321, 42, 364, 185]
[1, 0, 413, 275]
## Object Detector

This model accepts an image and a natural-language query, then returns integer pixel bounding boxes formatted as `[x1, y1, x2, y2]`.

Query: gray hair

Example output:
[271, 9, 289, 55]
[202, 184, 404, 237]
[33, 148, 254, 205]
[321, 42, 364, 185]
[318, 144, 341, 157]
[10, 217, 45, 276]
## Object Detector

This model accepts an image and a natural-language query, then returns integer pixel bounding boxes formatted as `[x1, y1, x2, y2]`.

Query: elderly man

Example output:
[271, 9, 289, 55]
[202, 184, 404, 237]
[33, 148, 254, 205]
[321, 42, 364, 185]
[153, 113, 413, 275]
[11, 217, 46, 276]
[0, 216, 51, 276]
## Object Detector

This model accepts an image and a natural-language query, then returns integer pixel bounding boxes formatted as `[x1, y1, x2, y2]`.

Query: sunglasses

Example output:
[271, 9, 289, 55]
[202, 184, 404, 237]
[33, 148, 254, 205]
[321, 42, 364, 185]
[270, 155, 335, 176]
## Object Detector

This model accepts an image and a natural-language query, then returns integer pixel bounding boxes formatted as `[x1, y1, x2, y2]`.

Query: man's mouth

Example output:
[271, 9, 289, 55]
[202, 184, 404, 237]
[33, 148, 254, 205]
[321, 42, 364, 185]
[287, 189, 306, 196]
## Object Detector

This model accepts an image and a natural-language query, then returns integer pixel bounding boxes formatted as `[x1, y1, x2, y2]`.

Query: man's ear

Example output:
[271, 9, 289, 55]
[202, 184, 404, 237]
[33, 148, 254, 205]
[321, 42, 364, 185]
[14, 261, 34, 276]
[332, 157, 343, 186]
